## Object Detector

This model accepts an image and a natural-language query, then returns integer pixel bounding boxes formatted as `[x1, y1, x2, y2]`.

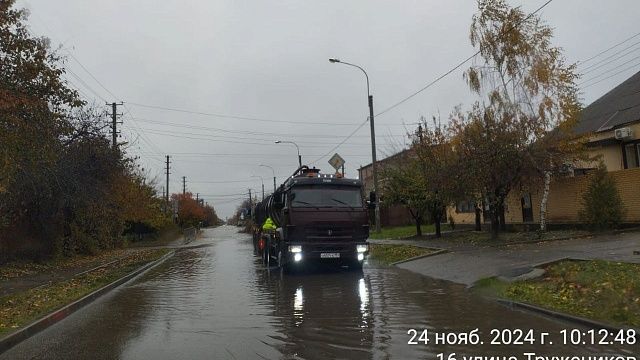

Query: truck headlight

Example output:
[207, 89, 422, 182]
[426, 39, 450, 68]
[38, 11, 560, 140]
[289, 245, 302, 253]
[356, 244, 368, 253]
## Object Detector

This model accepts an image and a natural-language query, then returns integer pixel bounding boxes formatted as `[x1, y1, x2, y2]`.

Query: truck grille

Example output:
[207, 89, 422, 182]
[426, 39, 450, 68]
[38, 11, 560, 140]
[310, 244, 351, 252]
[304, 225, 354, 240]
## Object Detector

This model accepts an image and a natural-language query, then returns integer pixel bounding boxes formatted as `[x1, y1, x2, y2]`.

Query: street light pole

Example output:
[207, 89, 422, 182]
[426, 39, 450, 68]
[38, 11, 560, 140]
[260, 164, 277, 193]
[329, 58, 381, 233]
[275, 140, 302, 168]
[251, 175, 265, 201]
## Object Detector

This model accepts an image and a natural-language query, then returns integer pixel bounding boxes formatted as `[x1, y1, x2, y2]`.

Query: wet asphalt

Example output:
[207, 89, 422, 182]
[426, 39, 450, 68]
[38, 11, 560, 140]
[1, 226, 636, 359]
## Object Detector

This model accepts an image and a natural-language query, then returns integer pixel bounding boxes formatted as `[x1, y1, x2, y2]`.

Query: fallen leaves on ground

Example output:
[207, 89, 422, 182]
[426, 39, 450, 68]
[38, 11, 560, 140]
[0, 249, 168, 335]
[369, 244, 435, 265]
[503, 260, 640, 327]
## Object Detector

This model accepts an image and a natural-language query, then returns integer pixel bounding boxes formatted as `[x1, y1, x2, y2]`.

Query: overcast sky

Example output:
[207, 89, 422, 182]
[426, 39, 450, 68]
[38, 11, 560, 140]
[17, 0, 640, 218]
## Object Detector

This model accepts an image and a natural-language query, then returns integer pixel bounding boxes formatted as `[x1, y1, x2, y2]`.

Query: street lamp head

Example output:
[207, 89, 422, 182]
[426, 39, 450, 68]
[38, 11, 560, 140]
[275, 140, 282, 144]
[329, 58, 341, 63]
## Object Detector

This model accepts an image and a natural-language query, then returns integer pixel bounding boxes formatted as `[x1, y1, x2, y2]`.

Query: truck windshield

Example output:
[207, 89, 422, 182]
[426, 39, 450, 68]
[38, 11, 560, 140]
[290, 186, 362, 208]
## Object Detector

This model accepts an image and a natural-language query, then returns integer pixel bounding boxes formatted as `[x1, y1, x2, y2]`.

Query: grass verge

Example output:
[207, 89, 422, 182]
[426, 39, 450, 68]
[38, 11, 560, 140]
[475, 260, 640, 327]
[0, 249, 131, 282]
[368, 224, 436, 240]
[0, 248, 169, 336]
[369, 244, 436, 265]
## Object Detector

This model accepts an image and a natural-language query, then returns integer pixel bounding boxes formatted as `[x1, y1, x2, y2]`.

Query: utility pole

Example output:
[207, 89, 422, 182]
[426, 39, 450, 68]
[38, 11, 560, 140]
[107, 102, 123, 150]
[369, 94, 381, 233]
[165, 155, 171, 213]
[182, 176, 186, 195]
[328, 58, 381, 233]
[196, 193, 199, 202]
[261, 183, 265, 201]
[259, 164, 277, 193]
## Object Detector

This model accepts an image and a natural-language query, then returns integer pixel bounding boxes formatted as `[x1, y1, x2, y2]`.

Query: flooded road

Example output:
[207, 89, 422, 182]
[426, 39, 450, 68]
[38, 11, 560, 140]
[2, 226, 636, 359]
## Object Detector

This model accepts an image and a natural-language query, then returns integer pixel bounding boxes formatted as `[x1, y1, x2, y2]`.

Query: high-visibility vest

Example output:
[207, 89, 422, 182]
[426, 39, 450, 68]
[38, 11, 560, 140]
[262, 217, 276, 231]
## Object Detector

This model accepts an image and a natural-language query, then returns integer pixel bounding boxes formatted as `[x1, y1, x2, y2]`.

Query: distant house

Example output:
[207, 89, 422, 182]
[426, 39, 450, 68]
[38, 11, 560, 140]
[574, 70, 640, 171]
[452, 70, 640, 226]
[361, 70, 640, 227]
[358, 149, 416, 227]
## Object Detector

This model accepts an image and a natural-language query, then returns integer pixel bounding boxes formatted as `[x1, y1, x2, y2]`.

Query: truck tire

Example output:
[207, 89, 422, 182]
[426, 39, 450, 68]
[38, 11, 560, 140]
[252, 233, 258, 255]
[262, 237, 270, 267]
[277, 249, 291, 274]
[349, 259, 363, 271]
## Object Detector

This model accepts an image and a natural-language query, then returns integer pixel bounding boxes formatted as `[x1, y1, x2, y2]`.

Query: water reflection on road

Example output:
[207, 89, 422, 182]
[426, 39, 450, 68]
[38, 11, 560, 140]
[1, 226, 636, 359]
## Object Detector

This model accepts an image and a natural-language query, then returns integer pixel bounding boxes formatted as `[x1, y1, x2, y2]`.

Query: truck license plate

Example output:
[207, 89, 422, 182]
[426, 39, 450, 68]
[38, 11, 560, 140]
[320, 253, 340, 259]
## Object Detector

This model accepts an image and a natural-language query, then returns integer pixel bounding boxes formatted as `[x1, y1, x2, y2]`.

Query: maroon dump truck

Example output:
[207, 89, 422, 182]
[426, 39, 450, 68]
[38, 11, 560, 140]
[252, 166, 372, 271]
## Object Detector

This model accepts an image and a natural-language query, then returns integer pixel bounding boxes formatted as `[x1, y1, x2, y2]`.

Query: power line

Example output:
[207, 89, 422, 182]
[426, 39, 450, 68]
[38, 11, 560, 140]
[190, 179, 269, 184]
[130, 117, 410, 138]
[138, 128, 399, 149]
[579, 56, 640, 86]
[134, 126, 397, 147]
[375, 0, 554, 118]
[313, 0, 555, 163]
[309, 119, 369, 164]
[578, 30, 640, 66]
[128, 102, 364, 126]
[581, 62, 640, 90]
[65, 68, 108, 102]
[198, 193, 253, 197]
[140, 151, 375, 157]
[67, 53, 121, 101]
[580, 41, 640, 74]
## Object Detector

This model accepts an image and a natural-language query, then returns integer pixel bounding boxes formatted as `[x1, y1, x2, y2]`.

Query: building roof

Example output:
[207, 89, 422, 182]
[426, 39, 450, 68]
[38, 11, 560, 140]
[575, 70, 640, 135]
[358, 148, 412, 171]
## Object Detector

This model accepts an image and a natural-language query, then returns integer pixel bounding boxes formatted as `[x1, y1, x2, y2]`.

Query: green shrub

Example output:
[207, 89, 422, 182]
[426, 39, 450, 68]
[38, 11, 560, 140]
[579, 165, 626, 230]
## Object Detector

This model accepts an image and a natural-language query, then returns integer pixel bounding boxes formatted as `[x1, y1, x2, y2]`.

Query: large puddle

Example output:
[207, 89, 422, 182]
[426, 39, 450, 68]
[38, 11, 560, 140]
[2, 226, 636, 359]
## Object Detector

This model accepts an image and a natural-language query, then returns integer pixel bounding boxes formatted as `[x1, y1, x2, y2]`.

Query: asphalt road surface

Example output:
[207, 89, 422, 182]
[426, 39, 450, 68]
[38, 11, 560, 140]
[2, 226, 636, 359]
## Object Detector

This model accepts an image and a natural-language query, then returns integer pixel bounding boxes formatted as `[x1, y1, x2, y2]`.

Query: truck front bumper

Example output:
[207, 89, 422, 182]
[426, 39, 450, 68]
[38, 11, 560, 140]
[286, 242, 369, 264]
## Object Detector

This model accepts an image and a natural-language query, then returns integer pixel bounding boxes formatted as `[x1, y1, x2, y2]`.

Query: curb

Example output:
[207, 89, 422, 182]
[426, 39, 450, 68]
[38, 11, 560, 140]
[499, 233, 594, 247]
[396, 229, 472, 241]
[0, 250, 175, 355]
[390, 248, 449, 266]
[496, 299, 639, 333]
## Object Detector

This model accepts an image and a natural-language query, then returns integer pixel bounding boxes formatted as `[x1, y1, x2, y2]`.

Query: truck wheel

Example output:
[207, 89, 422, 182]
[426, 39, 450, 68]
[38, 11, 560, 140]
[262, 238, 270, 266]
[277, 249, 291, 273]
[252, 234, 258, 255]
[350, 260, 363, 271]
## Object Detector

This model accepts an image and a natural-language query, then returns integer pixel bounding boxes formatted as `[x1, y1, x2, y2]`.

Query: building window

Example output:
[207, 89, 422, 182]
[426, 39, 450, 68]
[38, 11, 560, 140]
[573, 168, 596, 176]
[456, 200, 475, 213]
[623, 142, 640, 169]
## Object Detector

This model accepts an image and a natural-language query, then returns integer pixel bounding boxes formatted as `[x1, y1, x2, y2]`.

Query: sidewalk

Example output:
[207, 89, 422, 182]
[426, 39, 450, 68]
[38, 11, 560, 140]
[371, 230, 640, 285]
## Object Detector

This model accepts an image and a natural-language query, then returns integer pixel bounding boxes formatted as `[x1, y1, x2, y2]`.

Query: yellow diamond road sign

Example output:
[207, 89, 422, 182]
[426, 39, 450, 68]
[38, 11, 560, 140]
[328, 153, 345, 171]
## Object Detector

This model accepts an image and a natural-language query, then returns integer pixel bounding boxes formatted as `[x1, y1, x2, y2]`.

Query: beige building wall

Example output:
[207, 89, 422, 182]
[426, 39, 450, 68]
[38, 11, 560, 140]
[587, 145, 624, 171]
[447, 208, 476, 225]
[580, 122, 640, 171]
[450, 167, 640, 225]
